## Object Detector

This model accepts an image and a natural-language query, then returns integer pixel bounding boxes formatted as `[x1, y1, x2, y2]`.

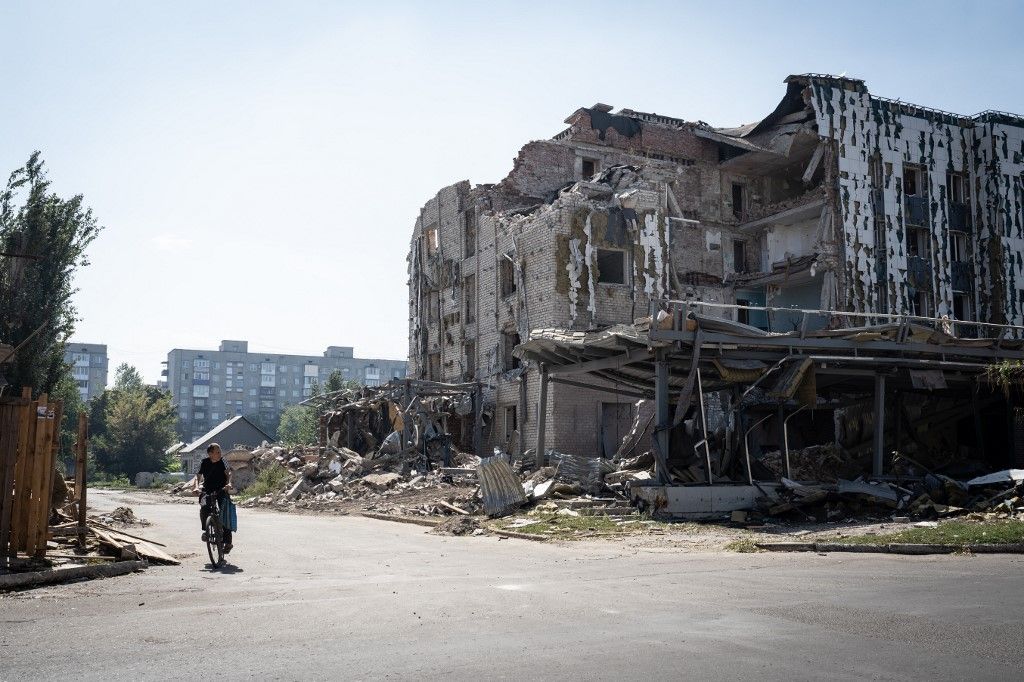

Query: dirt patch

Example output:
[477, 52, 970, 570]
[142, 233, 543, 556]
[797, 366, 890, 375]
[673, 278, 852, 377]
[431, 516, 483, 536]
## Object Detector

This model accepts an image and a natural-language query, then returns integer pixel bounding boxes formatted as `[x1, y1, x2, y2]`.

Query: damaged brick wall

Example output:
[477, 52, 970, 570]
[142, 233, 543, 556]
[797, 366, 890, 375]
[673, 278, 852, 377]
[409, 104, 793, 455]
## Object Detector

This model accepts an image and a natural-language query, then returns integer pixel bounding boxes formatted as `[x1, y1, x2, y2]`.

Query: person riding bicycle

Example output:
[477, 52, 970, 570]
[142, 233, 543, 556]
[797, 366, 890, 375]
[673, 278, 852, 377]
[195, 442, 233, 553]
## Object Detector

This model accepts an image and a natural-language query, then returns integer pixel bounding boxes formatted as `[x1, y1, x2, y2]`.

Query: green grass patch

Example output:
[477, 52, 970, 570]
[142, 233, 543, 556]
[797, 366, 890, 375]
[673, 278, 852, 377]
[492, 512, 666, 539]
[88, 474, 133, 489]
[725, 538, 761, 553]
[838, 520, 1024, 546]
[238, 463, 293, 500]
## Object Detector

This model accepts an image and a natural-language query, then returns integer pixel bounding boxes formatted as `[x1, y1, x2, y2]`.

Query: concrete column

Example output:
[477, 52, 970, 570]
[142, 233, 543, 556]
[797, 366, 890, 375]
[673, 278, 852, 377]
[536, 366, 548, 467]
[473, 382, 484, 458]
[654, 350, 671, 484]
[873, 373, 886, 477]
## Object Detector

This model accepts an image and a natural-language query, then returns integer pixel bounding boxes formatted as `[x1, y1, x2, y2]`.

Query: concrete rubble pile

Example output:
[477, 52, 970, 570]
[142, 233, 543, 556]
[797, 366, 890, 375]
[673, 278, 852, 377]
[243, 442, 484, 516]
[752, 468, 1024, 524]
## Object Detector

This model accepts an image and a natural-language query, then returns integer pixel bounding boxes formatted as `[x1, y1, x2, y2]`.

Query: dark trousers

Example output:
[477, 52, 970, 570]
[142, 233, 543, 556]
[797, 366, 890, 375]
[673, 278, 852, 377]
[200, 490, 233, 544]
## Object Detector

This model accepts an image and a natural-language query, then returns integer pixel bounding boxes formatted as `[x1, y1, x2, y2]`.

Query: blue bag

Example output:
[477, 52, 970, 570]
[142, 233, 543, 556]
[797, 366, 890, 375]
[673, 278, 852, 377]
[219, 497, 238, 532]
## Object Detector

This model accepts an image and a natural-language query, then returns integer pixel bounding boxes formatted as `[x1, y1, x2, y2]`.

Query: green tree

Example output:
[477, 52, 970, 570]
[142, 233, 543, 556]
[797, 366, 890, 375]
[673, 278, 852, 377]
[277, 404, 316, 445]
[91, 364, 176, 478]
[0, 152, 102, 396]
[325, 370, 346, 393]
[50, 370, 85, 471]
[112, 363, 143, 392]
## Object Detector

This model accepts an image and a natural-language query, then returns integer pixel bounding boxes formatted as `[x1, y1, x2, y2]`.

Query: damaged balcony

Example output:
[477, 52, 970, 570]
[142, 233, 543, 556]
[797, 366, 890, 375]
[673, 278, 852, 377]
[736, 190, 826, 233]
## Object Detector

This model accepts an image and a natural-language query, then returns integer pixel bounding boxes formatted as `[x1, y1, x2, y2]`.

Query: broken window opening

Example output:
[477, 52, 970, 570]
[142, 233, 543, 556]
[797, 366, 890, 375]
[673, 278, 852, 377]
[907, 227, 930, 261]
[731, 183, 745, 219]
[425, 226, 439, 256]
[733, 240, 747, 274]
[426, 290, 440, 323]
[736, 298, 751, 325]
[464, 274, 476, 323]
[868, 152, 884, 188]
[947, 173, 970, 231]
[904, 167, 922, 197]
[581, 158, 598, 180]
[950, 231, 969, 262]
[948, 173, 968, 205]
[953, 292, 972, 321]
[504, 405, 518, 444]
[500, 255, 516, 298]
[464, 210, 476, 257]
[596, 249, 627, 284]
[502, 331, 521, 371]
[910, 291, 932, 318]
[464, 340, 476, 380]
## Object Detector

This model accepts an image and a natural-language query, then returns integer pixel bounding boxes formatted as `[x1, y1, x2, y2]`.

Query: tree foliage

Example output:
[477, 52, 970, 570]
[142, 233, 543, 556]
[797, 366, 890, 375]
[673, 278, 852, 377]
[0, 152, 102, 396]
[113, 363, 144, 392]
[50, 370, 85, 470]
[277, 403, 317, 445]
[92, 364, 177, 478]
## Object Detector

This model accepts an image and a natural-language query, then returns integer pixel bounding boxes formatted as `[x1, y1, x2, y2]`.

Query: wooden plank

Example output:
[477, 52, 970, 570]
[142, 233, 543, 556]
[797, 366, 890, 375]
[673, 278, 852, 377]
[8, 398, 36, 556]
[25, 397, 50, 557]
[0, 404, 17, 557]
[92, 526, 179, 565]
[75, 412, 88, 546]
[34, 400, 59, 557]
[86, 519, 168, 547]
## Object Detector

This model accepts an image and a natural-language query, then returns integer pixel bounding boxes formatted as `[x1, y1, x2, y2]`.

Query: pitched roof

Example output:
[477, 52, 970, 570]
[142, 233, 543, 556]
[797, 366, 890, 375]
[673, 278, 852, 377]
[180, 415, 271, 454]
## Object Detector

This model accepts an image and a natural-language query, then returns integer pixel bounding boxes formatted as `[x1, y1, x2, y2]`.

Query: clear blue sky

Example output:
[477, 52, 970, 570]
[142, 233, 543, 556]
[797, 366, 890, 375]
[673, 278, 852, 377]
[2, 1, 1021, 382]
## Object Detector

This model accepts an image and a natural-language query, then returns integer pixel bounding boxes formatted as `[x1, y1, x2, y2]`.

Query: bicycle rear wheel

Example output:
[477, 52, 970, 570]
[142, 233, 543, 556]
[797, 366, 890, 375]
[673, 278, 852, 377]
[205, 517, 223, 567]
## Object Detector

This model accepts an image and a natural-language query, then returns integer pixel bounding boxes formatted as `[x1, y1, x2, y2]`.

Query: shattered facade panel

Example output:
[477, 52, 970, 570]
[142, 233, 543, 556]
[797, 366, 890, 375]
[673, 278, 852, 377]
[786, 76, 1024, 326]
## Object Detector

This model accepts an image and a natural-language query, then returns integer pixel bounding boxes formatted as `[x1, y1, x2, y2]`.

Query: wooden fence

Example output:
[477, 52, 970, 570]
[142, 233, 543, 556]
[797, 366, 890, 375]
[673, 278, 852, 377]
[1, 388, 62, 561]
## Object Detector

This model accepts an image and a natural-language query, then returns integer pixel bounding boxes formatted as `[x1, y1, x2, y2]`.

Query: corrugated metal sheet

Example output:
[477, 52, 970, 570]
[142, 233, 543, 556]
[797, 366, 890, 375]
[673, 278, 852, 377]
[478, 456, 527, 517]
[549, 451, 614, 493]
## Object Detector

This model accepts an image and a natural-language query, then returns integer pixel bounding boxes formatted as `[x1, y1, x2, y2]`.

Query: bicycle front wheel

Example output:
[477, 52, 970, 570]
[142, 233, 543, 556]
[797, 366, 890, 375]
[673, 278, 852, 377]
[206, 517, 223, 567]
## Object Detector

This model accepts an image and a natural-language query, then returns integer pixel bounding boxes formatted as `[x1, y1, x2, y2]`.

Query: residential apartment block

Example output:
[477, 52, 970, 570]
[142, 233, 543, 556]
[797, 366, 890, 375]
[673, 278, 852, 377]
[408, 74, 1024, 459]
[63, 342, 108, 402]
[165, 340, 407, 442]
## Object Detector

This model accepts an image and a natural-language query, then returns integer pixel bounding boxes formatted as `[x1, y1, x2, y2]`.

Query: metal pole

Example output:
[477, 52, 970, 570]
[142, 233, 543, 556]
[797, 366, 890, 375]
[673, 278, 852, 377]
[536, 366, 548, 468]
[696, 366, 713, 484]
[782, 405, 807, 480]
[473, 381, 483, 458]
[873, 373, 886, 477]
[654, 350, 671, 484]
[743, 413, 773, 486]
[402, 379, 411, 452]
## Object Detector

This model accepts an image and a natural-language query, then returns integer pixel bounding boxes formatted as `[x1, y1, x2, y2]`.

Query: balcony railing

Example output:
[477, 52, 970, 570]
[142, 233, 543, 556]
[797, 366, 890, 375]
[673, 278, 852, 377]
[905, 196, 928, 226]
[654, 298, 1023, 341]
[907, 256, 932, 291]
[949, 202, 971, 232]
[951, 261, 972, 293]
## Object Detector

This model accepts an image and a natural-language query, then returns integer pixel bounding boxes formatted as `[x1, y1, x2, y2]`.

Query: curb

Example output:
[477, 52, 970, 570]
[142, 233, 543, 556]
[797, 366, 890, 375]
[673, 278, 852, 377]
[755, 541, 1024, 555]
[0, 560, 148, 590]
[358, 512, 442, 528]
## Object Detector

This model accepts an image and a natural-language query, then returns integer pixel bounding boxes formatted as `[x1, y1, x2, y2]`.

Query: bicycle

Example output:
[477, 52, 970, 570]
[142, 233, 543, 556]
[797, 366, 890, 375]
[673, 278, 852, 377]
[201, 490, 227, 568]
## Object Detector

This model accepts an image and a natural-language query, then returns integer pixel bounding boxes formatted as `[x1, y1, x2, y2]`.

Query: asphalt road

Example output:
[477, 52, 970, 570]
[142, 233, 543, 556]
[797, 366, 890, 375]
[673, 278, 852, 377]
[2, 490, 1023, 681]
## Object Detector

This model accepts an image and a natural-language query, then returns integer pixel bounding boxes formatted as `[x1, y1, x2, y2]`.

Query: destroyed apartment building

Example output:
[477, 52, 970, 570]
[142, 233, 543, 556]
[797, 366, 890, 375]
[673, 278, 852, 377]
[408, 73, 1024, 514]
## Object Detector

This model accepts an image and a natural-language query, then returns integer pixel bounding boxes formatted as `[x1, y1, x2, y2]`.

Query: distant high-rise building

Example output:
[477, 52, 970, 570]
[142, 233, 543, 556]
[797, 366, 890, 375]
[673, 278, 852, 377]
[63, 342, 109, 402]
[164, 340, 407, 442]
